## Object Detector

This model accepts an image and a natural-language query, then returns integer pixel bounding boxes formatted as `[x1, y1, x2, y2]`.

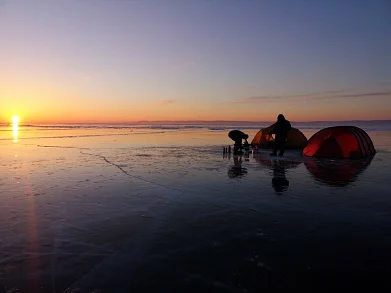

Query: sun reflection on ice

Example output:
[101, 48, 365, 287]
[12, 116, 20, 143]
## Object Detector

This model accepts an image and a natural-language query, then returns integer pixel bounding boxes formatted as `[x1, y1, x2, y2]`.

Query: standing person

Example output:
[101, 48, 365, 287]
[270, 114, 291, 156]
[228, 130, 249, 154]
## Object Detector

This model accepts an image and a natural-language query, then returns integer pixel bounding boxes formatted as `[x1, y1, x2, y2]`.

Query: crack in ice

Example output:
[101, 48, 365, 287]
[79, 150, 184, 193]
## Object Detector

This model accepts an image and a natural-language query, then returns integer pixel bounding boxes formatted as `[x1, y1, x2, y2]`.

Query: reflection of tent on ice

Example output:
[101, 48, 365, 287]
[251, 124, 308, 149]
[303, 126, 376, 159]
[305, 157, 373, 187]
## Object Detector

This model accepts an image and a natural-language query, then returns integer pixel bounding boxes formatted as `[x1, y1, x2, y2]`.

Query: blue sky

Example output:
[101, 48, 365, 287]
[0, 0, 390, 122]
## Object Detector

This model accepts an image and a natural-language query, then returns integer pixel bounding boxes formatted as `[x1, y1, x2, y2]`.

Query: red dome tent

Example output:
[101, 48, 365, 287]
[303, 126, 376, 159]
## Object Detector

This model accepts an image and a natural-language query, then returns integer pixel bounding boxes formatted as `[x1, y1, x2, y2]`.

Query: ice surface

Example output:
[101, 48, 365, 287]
[0, 126, 391, 292]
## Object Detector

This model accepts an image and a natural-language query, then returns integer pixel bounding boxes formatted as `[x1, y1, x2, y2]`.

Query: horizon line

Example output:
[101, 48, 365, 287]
[1, 119, 391, 125]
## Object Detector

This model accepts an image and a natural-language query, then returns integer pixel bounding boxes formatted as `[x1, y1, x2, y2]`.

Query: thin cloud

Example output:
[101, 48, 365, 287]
[325, 91, 391, 99]
[237, 89, 348, 103]
[236, 89, 391, 104]
[159, 99, 175, 105]
[375, 80, 391, 86]
[232, 84, 259, 91]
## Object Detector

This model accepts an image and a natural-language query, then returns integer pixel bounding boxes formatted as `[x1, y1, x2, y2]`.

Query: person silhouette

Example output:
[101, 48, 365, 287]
[270, 114, 291, 157]
[227, 155, 248, 178]
[228, 130, 249, 155]
[271, 161, 290, 195]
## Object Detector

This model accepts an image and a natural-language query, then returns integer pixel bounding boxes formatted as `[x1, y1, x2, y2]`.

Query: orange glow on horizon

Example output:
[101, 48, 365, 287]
[1, 75, 389, 124]
[1, 104, 390, 125]
[1, 112, 390, 124]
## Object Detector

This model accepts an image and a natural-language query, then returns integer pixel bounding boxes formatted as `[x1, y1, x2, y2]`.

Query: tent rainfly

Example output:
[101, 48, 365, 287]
[251, 124, 308, 149]
[302, 126, 376, 159]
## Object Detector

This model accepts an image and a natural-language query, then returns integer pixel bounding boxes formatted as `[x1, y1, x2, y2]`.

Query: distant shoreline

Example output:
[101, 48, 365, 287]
[1, 120, 391, 126]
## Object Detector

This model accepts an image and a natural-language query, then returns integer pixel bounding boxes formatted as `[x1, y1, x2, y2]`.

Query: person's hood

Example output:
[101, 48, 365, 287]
[277, 114, 285, 121]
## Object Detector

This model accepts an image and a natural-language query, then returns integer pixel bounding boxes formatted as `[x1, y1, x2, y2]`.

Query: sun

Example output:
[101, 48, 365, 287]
[12, 116, 20, 124]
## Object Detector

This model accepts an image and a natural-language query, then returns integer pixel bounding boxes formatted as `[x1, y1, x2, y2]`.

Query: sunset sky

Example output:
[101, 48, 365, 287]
[1, 0, 390, 124]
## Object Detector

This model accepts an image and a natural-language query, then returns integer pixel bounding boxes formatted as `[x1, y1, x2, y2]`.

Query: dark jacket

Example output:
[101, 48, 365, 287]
[274, 117, 291, 136]
[228, 130, 248, 142]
